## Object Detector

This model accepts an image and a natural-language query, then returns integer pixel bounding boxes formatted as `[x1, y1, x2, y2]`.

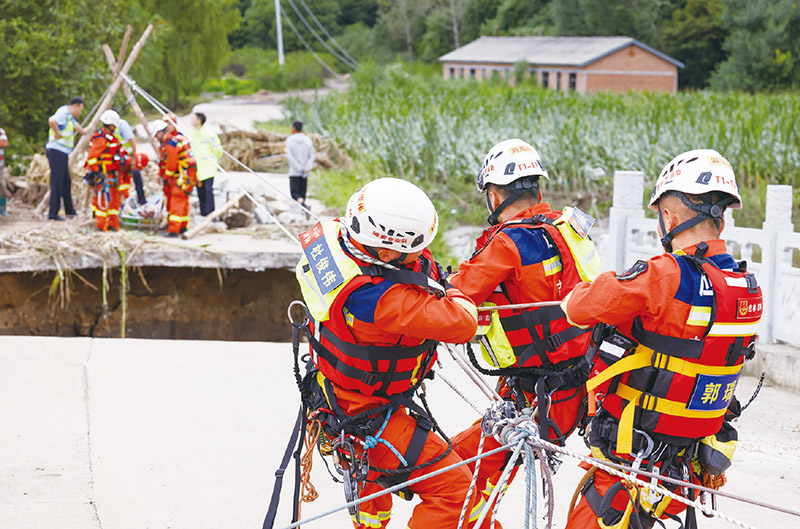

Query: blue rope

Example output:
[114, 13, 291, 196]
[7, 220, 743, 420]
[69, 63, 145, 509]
[362, 409, 409, 467]
[523, 444, 538, 529]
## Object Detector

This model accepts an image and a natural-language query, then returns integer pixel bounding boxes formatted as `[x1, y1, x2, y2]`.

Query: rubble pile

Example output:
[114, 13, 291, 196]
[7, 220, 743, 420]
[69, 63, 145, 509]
[218, 130, 350, 172]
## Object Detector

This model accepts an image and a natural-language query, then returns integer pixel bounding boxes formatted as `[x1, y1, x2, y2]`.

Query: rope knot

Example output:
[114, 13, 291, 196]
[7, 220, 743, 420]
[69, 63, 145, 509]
[363, 435, 378, 450]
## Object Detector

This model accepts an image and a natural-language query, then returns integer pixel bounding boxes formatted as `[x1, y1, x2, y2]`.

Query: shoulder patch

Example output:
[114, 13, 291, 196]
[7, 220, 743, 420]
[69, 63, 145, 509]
[616, 260, 648, 281]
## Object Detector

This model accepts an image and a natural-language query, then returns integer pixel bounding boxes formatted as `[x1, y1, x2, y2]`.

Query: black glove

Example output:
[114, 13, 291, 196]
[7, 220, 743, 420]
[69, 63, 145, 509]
[83, 171, 103, 186]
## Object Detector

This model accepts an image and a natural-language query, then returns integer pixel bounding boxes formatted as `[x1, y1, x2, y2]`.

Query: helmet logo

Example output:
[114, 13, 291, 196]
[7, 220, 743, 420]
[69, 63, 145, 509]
[504, 163, 516, 175]
[696, 171, 712, 185]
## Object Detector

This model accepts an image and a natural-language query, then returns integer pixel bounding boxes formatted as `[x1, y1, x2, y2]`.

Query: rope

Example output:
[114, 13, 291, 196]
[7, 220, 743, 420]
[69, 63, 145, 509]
[476, 301, 563, 312]
[457, 426, 485, 528]
[299, 420, 321, 503]
[116, 72, 313, 246]
[472, 438, 526, 529]
[434, 369, 484, 414]
[523, 443, 537, 529]
[279, 441, 517, 529]
[362, 409, 408, 466]
[118, 71, 321, 223]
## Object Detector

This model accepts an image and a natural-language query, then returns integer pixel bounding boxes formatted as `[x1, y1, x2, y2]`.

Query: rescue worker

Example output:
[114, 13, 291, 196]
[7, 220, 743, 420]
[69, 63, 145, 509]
[150, 117, 197, 237]
[114, 115, 147, 204]
[84, 110, 123, 232]
[294, 177, 481, 529]
[448, 138, 601, 526]
[563, 149, 761, 529]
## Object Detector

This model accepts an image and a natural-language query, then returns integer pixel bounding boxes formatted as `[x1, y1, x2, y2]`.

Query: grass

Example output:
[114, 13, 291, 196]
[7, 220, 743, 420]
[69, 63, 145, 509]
[286, 63, 800, 229]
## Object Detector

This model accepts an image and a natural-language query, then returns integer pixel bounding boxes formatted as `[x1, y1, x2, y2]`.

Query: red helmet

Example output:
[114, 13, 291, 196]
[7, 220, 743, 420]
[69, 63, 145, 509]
[136, 152, 149, 169]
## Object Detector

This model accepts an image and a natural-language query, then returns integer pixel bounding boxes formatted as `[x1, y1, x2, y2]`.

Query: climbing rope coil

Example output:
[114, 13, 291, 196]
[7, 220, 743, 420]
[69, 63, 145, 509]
[273, 303, 800, 529]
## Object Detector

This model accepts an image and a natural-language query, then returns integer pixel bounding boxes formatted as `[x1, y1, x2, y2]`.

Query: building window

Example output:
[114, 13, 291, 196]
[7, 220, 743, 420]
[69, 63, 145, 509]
[449, 67, 455, 79]
[470, 68, 476, 78]
[460, 68, 465, 78]
[556, 72, 561, 91]
[541, 71, 549, 88]
[568, 73, 577, 92]
[481, 68, 486, 79]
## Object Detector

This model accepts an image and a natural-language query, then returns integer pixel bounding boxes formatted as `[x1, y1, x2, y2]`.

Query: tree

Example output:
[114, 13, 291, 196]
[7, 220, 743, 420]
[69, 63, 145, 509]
[711, 0, 800, 91]
[0, 0, 133, 147]
[662, 0, 727, 88]
[135, 0, 240, 107]
[379, 0, 434, 61]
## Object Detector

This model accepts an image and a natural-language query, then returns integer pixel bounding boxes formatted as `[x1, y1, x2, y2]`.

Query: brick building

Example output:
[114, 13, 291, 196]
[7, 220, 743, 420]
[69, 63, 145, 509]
[438, 36, 684, 94]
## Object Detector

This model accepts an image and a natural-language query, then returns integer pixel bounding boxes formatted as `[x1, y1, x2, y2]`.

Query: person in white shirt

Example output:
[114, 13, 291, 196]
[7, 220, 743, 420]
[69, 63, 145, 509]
[0, 127, 9, 216]
[285, 120, 315, 208]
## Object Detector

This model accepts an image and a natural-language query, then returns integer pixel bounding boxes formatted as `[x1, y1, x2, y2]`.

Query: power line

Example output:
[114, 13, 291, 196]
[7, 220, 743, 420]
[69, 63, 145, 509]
[285, 0, 358, 70]
[296, 0, 360, 68]
[281, 9, 340, 77]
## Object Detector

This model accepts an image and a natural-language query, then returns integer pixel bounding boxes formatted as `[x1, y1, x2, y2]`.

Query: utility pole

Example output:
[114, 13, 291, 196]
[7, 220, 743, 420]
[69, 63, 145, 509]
[275, 0, 284, 66]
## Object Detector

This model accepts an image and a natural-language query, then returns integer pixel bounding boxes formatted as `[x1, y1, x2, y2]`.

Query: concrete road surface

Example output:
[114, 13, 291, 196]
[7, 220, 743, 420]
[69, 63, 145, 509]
[1, 336, 798, 528]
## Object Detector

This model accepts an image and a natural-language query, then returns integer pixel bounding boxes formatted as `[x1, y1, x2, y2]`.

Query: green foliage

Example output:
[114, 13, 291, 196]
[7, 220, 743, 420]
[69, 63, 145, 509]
[135, 0, 241, 107]
[286, 64, 800, 229]
[711, 0, 800, 91]
[0, 0, 131, 150]
[219, 47, 336, 91]
[203, 75, 259, 95]
[662, 0, 726, 88]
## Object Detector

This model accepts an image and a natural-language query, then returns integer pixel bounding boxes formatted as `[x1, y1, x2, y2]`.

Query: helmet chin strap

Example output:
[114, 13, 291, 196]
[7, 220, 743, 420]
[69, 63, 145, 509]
[486, 178, 539, 226]
[486, 190, 523, 226]
[658, 191, 735, 252]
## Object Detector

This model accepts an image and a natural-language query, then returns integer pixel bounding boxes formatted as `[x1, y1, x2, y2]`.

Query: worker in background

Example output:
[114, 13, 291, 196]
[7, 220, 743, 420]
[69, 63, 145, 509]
[150, 117, 197, 237]
[448, 139, 601, 527]
[0, 126, 9, 216]
[113, 113, 147, 205]
[563, 149, 761, 529]
[295, 178, 480, 529]
[286, 120, 314, 209]
[186, 112, 222, 216]
[84, 110, 123, 232]
[46, 97, 87, 220]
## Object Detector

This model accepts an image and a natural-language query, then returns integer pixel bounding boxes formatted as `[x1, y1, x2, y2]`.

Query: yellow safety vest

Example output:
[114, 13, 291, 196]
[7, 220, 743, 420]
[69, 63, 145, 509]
[48, 108, 77, 150]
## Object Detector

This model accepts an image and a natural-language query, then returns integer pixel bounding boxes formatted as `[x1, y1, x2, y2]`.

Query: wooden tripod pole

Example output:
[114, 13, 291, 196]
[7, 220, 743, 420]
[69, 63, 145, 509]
[102, 43, 160, 155]
[68, 24, 153, 169]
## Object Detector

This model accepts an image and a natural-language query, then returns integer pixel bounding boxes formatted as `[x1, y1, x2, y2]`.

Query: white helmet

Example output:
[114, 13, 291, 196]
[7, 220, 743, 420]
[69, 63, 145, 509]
[149, 119, 169, 137]
[99, 109, 120, 128]
[650, 149, 741, 252]
[477, 138, 549, 192]
[649, 149, 741, 211]
[344, 178, 438, 252]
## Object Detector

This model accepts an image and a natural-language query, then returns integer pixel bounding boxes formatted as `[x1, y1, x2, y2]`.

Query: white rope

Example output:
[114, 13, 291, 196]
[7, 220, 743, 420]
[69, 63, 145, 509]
[278, 441, 518, 529]
[118, 71, 320, 222]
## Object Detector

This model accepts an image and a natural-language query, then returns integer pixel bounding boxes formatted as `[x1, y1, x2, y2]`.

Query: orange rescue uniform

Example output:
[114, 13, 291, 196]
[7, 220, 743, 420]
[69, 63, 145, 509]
[85, 128, 123, 231]
[305, 224, 481, 529]
[158, 130, 197, 234]
[449, 202, 592, 527]
[562, 239, 761, 529]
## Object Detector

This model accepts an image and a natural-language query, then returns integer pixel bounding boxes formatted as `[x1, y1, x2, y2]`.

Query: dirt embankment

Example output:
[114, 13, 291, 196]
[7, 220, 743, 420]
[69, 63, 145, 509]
[0, 267, 301, 341]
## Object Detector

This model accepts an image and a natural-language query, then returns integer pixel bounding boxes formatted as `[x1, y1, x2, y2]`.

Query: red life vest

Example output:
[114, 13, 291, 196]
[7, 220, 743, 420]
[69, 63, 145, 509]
[87, 130, 122, 173]
[588, 247, 761, 453]
[476, 213, 589, 371]
[301, 234, 446, 397]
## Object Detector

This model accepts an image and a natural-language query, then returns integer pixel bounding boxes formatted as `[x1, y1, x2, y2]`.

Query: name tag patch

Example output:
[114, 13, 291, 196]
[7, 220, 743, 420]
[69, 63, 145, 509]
[688, 372, 740, 412]
[300, 223, 345, 295]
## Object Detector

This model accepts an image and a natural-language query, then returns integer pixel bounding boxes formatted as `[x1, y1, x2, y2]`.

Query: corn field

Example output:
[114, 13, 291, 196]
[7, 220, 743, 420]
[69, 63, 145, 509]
[286, 65, 800, 225]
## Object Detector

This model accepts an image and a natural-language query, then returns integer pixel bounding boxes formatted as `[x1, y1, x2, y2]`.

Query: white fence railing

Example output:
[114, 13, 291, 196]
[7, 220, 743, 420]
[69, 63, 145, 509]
[606, 171, 798, 345]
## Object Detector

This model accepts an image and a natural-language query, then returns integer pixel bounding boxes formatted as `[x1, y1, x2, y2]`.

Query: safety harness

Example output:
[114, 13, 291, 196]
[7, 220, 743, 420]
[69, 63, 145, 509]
[160, 132, 197, 194]
[578, 243, 761, 529]
[263, 221, 454, 528]
[468, 207, 601, 444]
